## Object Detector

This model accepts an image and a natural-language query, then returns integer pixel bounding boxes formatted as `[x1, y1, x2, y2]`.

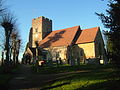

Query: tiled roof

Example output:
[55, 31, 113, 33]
[76, 27, 99, 44]
[39, 26, 80, 48]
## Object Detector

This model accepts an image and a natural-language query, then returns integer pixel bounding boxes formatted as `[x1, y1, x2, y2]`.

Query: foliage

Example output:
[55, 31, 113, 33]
[96, 0, 120, 68]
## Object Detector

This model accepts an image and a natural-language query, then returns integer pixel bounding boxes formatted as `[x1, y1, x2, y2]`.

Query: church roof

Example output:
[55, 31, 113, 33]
[76, 27, 99, 44]
[39, 26, 80, 48]
[38, 26, 99, 48]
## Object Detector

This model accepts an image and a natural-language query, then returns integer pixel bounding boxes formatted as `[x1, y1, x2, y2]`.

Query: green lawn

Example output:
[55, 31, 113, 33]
[39, 64, 120, 90]
[32, 64, 113, 74]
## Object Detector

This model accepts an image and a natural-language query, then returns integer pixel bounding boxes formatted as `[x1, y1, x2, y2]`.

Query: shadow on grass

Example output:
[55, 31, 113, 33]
[40, 74, 73, 90]
[76, 80, 120, 90]
[31, 64, 113, 74]
[0, 74, 13, 90]
[40, 66, 119, 90]
[3, 64, 117, 90]
[41, 82, 70, 90]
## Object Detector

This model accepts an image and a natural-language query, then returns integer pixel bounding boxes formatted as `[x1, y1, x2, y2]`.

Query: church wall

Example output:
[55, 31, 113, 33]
[72, 45, 86, 63]
[94, 30, 107, 63]
[94, 30, 104, 57]
[45, 46, 67, 63]
[77, 42, 95, 59]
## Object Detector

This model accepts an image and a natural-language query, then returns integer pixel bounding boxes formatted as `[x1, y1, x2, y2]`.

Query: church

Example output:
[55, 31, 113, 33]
[23, 16, 107, 65]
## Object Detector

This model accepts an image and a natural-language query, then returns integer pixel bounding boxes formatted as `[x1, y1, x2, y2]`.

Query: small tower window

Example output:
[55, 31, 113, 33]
[35, 28, 38, 32]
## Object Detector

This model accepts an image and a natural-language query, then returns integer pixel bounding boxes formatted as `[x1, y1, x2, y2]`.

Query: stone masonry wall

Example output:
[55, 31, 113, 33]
[78, 42, 95, 59]
[45, 46, 67, 63]
[31, 16, 52, 48]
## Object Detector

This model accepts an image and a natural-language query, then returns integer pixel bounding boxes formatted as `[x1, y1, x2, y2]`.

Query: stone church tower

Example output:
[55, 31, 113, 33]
[29, 16, 52, 48]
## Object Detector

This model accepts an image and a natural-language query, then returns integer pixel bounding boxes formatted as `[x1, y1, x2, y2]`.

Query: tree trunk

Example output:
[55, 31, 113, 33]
[5, 30, 10, 66]
[16, 51, 19, 64]
[13, 47, 16, 66]
[1, 51, 4, 66]
[4, 28, 12, 73]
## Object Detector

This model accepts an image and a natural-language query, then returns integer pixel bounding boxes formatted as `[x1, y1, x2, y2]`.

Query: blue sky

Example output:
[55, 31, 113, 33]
[1, 0, 109, 60]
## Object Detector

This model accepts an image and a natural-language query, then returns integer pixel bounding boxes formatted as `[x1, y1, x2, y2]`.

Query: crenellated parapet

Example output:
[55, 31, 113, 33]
[30, 16, 52, 48]
[32, 16, 52, 25]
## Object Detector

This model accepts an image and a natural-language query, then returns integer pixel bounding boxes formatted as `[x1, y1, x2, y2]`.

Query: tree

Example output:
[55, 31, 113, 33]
[0, 0, 5, 15]
[0, 13, 17, 68]
[11, 32, 21, 65]
[11, 32, 17, 65]
[0, 0, 6, 66]
[96, 0, 120, 68]
[16, 38, 21, 64]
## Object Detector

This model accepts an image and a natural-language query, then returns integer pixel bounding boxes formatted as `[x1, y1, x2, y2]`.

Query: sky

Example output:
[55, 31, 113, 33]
[0, 0, 109, 60]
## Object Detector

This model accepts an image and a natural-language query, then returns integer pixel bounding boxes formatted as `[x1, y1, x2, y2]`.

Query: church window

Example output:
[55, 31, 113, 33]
[35, 28, 38, 32]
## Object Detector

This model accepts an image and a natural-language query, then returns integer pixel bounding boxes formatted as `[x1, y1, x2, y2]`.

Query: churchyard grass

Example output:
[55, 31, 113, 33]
[31, 64, 112, 74]
[0, 73, 12, 89]
[37, 64, 120, 90]
[0, 65, 20, 89]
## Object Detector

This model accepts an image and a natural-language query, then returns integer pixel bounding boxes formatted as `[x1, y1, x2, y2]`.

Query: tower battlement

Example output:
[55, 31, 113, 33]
[32, 16, 52, 30]
[32, 16, 52, 23]
[30, 16, 52, 48]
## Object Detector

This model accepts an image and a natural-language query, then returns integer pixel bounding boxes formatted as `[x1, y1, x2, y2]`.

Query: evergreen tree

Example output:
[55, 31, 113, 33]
[97, 0, 120, 68]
